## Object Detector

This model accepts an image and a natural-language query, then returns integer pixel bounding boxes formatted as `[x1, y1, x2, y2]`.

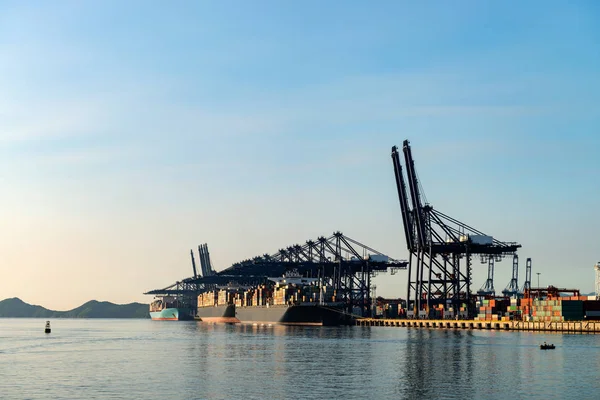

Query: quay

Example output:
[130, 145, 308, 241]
[355, 318, 600, 333]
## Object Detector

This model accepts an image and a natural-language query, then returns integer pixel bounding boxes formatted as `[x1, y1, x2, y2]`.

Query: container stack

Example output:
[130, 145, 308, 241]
[253, 285, 272, 306]
[232, 291, 244, 307]
[530, 299, 561, 322]
[475, 299, 497, 321]
[271, 284, 302, 305]
[529, 299, 584, 322]
[474, 299, 509, 321]
[440, 304, 468, 319]
[273, 285, 286, 305]
[252, 289, 259, 307]
[501, 298, 521, 320]
[519, 297, 532, 318]
[217, 290, 230, 306]
[244, 289, 254, 307]
[198, 291, 218, 308]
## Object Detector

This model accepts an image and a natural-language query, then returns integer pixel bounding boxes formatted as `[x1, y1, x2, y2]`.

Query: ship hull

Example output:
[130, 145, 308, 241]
[193, 304, 238, 323]
[150, 308, 195, 321]
[196, 304, 350, 326]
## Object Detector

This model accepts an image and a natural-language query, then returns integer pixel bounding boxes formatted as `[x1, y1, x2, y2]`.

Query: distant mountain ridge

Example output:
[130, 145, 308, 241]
[0, 298, 149, 318]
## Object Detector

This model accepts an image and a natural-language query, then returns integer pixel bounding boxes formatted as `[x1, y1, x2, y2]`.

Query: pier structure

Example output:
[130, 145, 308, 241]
[391, 141, 521, 318]
[356, 318, 600, 333]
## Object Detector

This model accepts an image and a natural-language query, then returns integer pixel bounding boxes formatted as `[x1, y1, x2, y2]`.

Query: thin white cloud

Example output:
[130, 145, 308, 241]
[32, 145, 140, 166]
[0, 99, 108, 143]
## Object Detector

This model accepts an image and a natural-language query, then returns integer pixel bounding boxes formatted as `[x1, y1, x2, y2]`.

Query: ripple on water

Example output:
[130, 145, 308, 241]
[1, 319, 600, 399]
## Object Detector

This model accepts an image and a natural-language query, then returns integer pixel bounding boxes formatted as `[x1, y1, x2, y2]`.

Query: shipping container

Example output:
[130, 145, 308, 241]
[459, 234, 493, 245]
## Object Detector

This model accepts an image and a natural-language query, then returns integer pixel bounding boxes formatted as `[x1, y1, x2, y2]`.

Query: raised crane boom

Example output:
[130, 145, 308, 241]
[198, 243, 215, 277]
[190, 249, 198, 278]
[198, 244, 208, 277]
[402, 140, 427, 249]
[204, 244, 214, 276]
[391, 145, 414, 251]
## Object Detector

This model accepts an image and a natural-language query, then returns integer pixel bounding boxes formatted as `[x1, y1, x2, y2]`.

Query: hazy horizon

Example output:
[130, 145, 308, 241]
[0, 296, 147, 311]
[1, 1, 599, 310]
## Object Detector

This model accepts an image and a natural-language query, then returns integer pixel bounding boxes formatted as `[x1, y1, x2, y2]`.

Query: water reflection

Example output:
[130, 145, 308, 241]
[399, 328, 477, 399]
[162, 323, 600, 399]
[3, 320, 600, 399]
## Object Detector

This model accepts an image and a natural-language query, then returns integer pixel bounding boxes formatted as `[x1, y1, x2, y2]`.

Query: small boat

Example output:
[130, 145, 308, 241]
[540, 342, 555, 350]
[45, 321, 51, 334]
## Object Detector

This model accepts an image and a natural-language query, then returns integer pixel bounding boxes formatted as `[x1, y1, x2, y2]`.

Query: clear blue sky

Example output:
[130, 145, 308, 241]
[1, 1, 598, 309]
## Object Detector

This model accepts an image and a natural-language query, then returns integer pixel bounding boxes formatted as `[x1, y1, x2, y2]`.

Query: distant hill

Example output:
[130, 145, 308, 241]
[0, 298, 149, 318]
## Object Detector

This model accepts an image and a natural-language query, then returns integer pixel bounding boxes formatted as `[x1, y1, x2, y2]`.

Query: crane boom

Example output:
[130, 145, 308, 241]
[392, 145, 414, 251]
[198, 245, 208, 277]
[190, 249, 198, 278]
[402, 140, 427, 249]
[205, 244, 214, 276]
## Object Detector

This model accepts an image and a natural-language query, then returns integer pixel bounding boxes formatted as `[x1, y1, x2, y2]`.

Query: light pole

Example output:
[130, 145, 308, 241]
[536, 272, 541, 288]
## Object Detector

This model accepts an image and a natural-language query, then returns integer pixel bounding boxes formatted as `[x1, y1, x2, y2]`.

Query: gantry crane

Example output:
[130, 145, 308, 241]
[392, 140, 521, 318]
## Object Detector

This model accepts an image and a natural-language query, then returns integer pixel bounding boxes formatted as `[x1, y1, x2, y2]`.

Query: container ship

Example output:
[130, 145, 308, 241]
[195, 272, 353, 326]
[149, 296, 195, 321]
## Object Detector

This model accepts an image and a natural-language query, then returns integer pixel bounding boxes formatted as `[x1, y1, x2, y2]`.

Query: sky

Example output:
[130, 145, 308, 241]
[0, 1, 599, 310]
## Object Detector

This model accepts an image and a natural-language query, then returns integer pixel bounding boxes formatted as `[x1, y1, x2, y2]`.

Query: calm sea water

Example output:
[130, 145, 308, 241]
[1, 319, 599, 399]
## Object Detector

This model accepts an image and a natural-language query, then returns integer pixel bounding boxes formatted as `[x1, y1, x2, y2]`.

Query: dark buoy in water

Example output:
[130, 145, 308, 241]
[45, 321, 51, 334]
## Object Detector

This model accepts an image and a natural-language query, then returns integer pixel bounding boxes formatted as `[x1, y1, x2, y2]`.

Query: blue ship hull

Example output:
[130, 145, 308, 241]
[150, 308, 194, 321]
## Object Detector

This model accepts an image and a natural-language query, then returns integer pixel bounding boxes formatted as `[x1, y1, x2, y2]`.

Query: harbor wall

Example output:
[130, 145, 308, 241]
[356, 318, 600, 333]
